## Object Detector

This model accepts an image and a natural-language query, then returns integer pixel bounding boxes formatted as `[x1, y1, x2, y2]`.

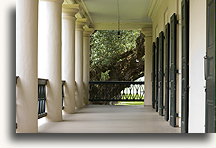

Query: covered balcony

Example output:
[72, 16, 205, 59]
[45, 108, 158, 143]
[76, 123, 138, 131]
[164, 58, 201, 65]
[16, 0, 215, 133]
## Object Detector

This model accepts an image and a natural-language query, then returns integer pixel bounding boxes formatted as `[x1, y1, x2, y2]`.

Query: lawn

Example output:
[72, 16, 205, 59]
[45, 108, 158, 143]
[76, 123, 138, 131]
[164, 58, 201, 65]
[115, 101, 144, 106]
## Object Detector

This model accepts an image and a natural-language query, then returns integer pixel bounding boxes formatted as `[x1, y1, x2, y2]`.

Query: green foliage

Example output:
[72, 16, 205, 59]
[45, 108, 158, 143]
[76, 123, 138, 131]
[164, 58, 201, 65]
[100, 70, 110, 81]
[90, 30, 140, 69]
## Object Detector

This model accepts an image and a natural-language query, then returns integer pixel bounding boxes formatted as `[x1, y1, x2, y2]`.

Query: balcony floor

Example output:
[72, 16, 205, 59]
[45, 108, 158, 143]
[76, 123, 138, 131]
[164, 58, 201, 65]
[39, 105, 180, 133]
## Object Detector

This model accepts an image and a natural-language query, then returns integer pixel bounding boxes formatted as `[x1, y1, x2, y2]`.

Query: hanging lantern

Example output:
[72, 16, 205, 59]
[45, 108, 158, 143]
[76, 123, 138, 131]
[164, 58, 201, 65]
[117, 30, 120, 38]
[117, 0, 120, 39]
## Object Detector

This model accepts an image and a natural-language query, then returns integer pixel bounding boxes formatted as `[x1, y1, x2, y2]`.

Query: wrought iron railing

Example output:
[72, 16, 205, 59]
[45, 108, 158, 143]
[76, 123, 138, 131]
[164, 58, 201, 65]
[18, 78, 65, 120]
[89, 81, 144, 102]
[62, 80, 65, 110]
[38, 79, 48, 119]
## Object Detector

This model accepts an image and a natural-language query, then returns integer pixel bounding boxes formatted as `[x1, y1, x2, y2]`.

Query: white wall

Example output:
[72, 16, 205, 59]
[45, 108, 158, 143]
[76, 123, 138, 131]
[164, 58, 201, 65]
[188, 0, 206, 133]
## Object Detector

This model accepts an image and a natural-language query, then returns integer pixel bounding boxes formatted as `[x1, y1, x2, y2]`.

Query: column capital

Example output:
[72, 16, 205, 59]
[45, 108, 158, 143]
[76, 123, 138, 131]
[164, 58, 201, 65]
[141, 27, 152, 37]
[83, 27, 94, 37]
[76, 18, 87, 31]
[40, 0, 64, 4]
[62, 4, 80, 17]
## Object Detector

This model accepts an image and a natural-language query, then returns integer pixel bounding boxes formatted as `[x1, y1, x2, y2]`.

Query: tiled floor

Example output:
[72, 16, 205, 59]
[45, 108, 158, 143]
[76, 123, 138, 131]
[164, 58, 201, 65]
[39, 105, 180, 133]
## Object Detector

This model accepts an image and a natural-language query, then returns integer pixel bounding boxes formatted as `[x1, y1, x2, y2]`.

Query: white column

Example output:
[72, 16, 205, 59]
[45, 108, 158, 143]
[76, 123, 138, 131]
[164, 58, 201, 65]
[83, 28, 94, 105]
[75, 18, 87, 108]
[142, 28, 153, 106]
[16, 0, 38, 133]
[38, 0, 63, 121]
[62, 4, 79, 114]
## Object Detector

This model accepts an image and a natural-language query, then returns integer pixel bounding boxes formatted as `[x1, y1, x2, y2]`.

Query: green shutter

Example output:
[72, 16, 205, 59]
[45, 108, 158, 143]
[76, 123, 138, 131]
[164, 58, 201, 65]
[152, 42, 156, 109]
[164, 23, 170, 121]
[158, 32, 165, 116]
[155, 37, 159, 112]
[169, 13, 177, 127]
[181, 0, 190, 133]
[205, 0, 215, 133]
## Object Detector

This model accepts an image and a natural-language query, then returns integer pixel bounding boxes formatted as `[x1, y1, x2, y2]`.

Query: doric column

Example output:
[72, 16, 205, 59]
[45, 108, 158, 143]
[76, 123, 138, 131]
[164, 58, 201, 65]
[38, 0, 64, 121]
[83, 27, 94, 105]
[16, 0, 39, 133]
[75, 18, 87, 108]
[62, 4, 79, 114]
[141, 27, 153, 106]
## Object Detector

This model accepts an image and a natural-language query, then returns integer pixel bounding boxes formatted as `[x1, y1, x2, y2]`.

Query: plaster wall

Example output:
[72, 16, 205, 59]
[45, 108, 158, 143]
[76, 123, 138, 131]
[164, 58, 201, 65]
[188, 0, 206, 133]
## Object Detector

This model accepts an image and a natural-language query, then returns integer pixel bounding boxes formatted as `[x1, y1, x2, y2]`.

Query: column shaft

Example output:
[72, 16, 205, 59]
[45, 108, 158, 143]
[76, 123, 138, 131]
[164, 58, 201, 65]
[75, 19, 86, 108]
[83, 29, 93, 105]
[142, 28, 153, 106]
[16, 0, 38, 133]
[83, 35, 90, 104]
[62, 5, 79, 113]
[38, 0, 63, 121]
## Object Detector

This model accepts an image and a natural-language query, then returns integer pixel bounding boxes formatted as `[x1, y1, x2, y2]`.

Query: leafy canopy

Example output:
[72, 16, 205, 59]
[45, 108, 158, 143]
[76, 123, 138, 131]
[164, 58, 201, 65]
[90, 30, 140, 69]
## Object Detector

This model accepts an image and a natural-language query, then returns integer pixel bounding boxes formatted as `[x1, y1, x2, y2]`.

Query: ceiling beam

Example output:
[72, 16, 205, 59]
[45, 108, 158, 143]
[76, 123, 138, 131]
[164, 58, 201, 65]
[94, 22, 152, 30]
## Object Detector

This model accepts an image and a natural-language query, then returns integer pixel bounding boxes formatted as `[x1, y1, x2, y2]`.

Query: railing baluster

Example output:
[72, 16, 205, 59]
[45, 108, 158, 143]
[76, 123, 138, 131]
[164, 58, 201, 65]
[16, 76, 19, 129]
[43, 99, 46, 113]
[62, 81, 65, 110]
[38, 79, 48, 119]
[89, 81, 145, 102]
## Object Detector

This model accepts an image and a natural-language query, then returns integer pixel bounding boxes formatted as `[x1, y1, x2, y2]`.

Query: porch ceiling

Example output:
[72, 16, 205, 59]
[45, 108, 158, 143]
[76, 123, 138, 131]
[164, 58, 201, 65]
[67, 0, 155, 30]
